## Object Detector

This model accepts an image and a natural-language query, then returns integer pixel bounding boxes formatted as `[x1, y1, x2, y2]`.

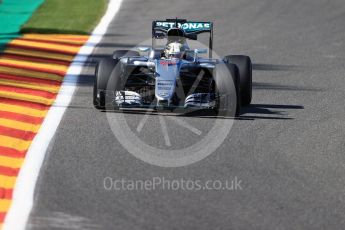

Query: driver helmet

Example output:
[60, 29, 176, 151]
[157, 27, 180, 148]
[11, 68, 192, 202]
[165, 28, 187, 58]
[165, 42, 186, 59]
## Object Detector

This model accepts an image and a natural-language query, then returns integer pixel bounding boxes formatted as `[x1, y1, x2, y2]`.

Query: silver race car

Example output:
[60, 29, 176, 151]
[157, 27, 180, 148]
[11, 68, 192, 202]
[93, 19, 252, 116]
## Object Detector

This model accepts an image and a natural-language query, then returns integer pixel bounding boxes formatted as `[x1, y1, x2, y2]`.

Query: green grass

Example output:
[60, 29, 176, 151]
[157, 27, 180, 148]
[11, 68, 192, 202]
[21, 0, 108, 34]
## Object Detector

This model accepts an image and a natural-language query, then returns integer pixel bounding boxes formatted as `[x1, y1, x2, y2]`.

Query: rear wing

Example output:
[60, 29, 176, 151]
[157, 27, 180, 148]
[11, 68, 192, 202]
[152, 19, 214, 58]
[152, 19, 213, 35]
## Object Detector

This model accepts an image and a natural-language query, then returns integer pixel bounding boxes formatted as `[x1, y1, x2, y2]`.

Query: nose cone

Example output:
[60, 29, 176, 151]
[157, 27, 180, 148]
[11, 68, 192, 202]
[155, 59, 181, 104]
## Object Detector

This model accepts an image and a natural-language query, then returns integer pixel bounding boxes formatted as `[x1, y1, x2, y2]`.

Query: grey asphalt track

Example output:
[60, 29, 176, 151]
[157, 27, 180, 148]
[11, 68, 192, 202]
[27, 0, 345, 229]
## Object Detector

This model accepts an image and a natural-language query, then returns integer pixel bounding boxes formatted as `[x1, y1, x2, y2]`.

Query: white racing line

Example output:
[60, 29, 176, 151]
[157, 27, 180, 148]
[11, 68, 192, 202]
[3, 0, 123, 229]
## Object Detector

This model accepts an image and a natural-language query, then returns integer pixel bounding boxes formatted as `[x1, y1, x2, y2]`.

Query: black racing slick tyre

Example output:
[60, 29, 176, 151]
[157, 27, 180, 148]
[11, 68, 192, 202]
[113, 50, 140, 59]
[93, 58, 117, 109]
[214, 63, 241, 117]
[224, 55, 252, 106]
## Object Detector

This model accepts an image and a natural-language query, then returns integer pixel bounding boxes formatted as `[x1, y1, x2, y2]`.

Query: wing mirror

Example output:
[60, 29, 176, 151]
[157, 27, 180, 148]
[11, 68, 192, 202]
[195, 48, 208, 54]
[137, 46, 150, 52]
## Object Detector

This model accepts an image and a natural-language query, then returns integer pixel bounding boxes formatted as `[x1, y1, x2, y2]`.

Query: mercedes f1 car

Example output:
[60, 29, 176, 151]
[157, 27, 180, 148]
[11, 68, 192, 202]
[93, 19, 252, 116]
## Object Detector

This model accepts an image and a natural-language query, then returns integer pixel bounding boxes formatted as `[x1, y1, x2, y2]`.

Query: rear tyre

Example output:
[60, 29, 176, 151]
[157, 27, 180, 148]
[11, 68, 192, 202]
[224, 55, 252, 106]
[93, 58, 117, 109]
[214, 63, 240, 117]
[113, 50, 140, 59]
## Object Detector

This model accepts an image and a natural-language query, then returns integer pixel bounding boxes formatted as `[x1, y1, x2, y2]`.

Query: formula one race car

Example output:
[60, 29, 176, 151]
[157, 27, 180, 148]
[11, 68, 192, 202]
[93, 19, 252, 116]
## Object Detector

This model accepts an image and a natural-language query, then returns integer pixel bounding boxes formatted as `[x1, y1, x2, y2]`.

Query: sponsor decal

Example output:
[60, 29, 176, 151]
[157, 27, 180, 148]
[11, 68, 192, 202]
[155, 22, 211, 32]
[157, 80, 174, 91]
[159, 60, 177, 66]
[158, 87, 172, 91]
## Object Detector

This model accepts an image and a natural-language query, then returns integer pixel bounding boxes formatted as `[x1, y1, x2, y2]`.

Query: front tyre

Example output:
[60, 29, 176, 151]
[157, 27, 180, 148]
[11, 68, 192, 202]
[93, 58, 117, 109]
[214, 63, 240, 117]
[224, 55, 252, 106]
